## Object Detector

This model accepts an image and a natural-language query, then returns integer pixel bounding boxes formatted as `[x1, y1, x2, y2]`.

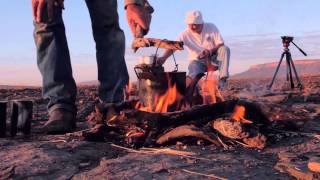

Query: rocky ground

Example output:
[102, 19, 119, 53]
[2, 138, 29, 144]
[0, 75, 319, 179]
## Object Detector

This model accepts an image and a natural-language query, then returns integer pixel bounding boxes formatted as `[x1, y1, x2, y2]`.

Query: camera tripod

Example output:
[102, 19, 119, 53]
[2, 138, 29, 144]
[268, 36, 307, 90]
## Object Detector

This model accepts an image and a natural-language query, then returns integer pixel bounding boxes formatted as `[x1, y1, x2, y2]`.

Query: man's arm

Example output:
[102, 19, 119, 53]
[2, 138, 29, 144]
[125, 0, 152, 37]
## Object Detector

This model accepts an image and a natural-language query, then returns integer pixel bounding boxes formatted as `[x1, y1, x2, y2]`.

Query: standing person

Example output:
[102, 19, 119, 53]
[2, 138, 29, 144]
[31, 0, 152, 134]
[157, 10, 230, 89]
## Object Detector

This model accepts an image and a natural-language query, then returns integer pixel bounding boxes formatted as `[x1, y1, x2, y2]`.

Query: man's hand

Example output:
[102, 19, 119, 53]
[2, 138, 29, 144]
[207, 62, 219, 72]
[197, 49, 211, 59]
[32, 0, 64, 23]
[126, 4, 151, 38]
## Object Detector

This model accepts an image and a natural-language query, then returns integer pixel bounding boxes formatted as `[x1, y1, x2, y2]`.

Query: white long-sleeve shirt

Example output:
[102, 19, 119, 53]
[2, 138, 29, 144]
[178, 23, 224, 61]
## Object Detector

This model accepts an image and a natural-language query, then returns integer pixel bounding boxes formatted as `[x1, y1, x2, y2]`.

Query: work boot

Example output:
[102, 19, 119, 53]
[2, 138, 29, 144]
[42, 109, 76, 134]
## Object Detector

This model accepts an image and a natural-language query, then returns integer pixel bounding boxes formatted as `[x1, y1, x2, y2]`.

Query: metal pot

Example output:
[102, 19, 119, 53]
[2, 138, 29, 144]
[137, 67, 186, 111]
[138, 55, 158, 65]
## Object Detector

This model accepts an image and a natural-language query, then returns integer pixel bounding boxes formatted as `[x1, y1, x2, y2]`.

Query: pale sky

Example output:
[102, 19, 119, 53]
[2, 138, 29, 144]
[0, 0, 319, 86]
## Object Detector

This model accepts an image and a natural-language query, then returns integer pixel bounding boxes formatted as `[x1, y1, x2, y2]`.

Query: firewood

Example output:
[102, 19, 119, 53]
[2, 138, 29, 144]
[86, 100, 271, 147]
[275, 162, 317, 180]
[81, 124, 109, 141]
[308, 158, 320, 173]
[212, 118, 249, 139]
[97, 99, 270, 129]
[181, 169, 227, 180]
[105, 100, 242, 146]
[84, 98, 309, 149]
[156, 125, 221, 146]
[132, 38, 184, 52]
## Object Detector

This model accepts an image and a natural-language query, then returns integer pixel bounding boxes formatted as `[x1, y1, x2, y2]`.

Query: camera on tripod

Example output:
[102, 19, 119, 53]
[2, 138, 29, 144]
[268, 36, 307, 90]
[281, 36, 293, 44]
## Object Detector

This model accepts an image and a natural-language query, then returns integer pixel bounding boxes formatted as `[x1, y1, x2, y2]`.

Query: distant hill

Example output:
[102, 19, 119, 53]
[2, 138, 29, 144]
[232, 59, 320, 79]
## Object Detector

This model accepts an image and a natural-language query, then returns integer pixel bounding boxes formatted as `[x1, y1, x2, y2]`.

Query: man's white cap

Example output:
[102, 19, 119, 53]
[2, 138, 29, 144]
[185, 10, 204, 24]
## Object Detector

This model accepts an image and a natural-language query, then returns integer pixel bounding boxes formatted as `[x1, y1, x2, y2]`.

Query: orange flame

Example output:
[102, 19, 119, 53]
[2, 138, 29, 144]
[136, 76, 184, 113]
[154, 83, 183, 112]
[200, 73, 224, 105]
[231, 105, 253, 124]
[201, 79, 218, 105]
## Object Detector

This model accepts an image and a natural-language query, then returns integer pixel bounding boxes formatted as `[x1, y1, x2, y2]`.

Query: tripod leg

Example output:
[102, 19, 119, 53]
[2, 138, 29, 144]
[288, 53, 304, 89]
[286, 53, 295, 89]
[268, 52, 285, 89]
[286, 59, 290, 81]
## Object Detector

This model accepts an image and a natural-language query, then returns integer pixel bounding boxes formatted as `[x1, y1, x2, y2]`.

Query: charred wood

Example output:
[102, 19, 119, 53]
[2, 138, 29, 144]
[156, 125, 221, 146]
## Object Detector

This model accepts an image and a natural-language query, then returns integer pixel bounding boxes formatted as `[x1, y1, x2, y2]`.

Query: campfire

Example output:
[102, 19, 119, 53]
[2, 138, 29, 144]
[78, 45, 310, 151]
[82, 62, 277, 150]
[85, 98, 271, 149]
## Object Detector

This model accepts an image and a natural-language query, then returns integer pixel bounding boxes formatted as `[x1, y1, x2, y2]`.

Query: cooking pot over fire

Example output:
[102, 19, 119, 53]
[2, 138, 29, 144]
[135, 55, 186, 112]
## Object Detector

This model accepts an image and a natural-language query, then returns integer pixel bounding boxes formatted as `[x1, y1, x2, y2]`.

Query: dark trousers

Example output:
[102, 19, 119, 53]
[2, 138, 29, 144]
[33, 0, 129, 114]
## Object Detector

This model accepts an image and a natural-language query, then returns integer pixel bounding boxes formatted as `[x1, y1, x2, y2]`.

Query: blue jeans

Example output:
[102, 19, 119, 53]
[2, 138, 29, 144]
[33, 0, 129, 114]
[188, 45, 230, 79]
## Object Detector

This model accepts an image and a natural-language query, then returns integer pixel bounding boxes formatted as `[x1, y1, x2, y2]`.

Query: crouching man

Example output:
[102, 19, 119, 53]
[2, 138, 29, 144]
[157, 10, 230, 90]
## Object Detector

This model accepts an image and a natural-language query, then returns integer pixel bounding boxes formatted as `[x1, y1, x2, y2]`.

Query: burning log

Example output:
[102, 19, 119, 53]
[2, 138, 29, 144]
[212, 118, 249, 139]
[81, 124, 110, 142]
[211, 105, 267, 149]
[156, 125, 221, 146]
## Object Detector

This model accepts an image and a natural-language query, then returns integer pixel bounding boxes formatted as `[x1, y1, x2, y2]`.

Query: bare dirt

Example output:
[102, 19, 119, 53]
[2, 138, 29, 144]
[0, 76, 319, 179]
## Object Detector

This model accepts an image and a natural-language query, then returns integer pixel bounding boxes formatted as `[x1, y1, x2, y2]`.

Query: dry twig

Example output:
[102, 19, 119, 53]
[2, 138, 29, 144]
[141, 147, 195, 156]
[231, 139, 250, 148]
[40, 139, 68, 143]
[181, 169, 227, 180]
[216, 135, 229, 150]
[110, 144, 211, 161]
